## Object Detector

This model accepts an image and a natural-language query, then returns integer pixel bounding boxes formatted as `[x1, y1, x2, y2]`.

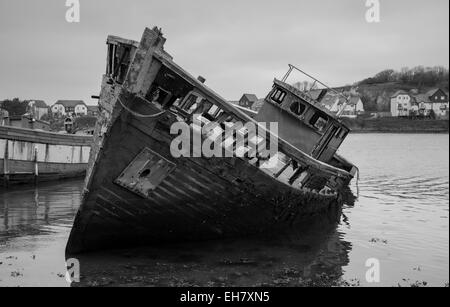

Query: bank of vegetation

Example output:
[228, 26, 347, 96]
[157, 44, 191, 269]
[343, 117, 449, 134]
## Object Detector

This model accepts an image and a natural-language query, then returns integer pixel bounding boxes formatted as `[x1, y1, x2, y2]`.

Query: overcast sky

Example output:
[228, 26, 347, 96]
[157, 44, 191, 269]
[0, 0, 448, 105]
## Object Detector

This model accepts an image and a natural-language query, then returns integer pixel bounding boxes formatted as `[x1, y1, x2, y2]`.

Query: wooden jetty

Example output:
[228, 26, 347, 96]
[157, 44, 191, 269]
[67, 27, 357, 253]
[0, 125, 92, 186]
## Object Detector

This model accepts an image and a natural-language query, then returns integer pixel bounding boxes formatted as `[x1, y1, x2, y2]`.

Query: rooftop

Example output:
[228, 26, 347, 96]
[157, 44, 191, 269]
[28, 100, 48, 108]
[240, 94, 258, 103]
[391, 90, 410, 98]
[54, 100, 87, 108]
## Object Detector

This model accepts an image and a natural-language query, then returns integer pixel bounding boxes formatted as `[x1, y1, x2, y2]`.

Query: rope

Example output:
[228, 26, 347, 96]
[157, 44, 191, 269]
[113, 80, 166, 118]
[117, 95, 166, 118]
[355, 166, 360, 199]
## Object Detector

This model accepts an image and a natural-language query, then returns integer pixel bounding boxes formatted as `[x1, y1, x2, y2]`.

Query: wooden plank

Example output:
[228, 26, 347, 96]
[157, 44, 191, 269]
[0, 126, 93, 146]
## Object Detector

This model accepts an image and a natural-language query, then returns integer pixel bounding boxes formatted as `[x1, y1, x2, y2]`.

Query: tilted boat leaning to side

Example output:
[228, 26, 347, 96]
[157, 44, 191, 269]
[67, 27, 358, 253]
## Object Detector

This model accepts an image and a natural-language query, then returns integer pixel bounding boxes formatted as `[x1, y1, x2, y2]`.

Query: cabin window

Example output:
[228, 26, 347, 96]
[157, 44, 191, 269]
[338, 128, 348, 139]
[106, 43, 132, 84]
[215, 109, 225, 118]
[107, 44, 115, 76]
[271, 88, 286, 104]
[205, 104, 224, 119]
[290, 101, 306, 116]
[309, 113, 329, 132]
[180, 93, 205, 114]
[207, 105, 219, 116]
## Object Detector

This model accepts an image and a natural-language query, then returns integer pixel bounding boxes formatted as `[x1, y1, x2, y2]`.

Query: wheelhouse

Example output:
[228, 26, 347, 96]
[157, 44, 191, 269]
[255, 79, 350, 164]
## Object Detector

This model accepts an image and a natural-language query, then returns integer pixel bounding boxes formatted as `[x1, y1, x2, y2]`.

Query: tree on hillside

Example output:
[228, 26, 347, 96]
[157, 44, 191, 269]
[361, 93, 377, 111]
[359, 66, 449, 90]
[0, 98, 28, 116]
[374, 69, 396, 83]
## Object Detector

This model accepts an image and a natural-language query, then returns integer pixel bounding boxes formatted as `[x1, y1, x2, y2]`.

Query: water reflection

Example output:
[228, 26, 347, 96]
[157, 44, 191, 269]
[0, 179, 355, 287]
[71, 202, 354, 287]
[0, 133, 448, 287]
[0, 180, 84, 287]
[0, 180, 82, 239]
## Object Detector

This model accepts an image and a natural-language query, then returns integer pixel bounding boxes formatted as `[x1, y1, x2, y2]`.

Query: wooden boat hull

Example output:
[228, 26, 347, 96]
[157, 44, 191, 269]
[66, 27, 355, 254]
[0, 126, 92, 187]
[67, 106, 345, 253]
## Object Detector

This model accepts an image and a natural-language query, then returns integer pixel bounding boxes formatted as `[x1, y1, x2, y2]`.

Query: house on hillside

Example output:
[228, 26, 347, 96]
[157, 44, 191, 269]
[337, 95, 365, 118]
[319, 93, 364, 118]
[87, 105, 100, 117]
[420, 89, 449, 118]
[27, 100, 48, 120]
[238, 94, 258, 108]
[390, 90, 413, 117]
[250, 99, 266, 112]
[319, 94, 340, 113]
[391, 88, 449, 119]
[52, 100, 88, 117]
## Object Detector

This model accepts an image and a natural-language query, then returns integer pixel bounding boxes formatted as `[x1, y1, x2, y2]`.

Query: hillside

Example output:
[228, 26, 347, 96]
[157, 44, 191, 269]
[342, 117, 449, 133]
[355, 82, 449, 112]
[350, 67, 449, 112]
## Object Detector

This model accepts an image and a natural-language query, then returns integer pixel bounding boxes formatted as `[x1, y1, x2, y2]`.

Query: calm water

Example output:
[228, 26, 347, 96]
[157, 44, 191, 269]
[0, 134, 448, 287]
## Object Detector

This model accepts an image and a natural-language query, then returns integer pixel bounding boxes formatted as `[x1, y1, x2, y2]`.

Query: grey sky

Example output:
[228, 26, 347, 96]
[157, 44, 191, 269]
[0, 0, 448, 105]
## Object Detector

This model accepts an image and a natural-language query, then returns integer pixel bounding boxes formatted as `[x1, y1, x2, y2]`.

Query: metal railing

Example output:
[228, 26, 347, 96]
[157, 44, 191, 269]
[281, 64, 351, 117]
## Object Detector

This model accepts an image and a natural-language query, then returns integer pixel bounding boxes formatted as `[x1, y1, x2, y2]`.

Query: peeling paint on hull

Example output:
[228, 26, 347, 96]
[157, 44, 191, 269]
[0, 125, 92, 186]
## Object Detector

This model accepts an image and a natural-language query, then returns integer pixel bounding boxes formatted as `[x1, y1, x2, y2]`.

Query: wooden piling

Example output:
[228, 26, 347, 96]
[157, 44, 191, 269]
[34, 146, 39, 185]
[3, 140, 9, 188]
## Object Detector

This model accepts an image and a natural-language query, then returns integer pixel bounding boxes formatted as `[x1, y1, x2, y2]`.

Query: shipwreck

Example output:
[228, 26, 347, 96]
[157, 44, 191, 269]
[67, 27, 357, 253]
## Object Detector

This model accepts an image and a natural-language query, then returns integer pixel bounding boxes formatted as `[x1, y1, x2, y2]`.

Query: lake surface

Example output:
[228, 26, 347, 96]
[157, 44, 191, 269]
[0, 134, 448, 287]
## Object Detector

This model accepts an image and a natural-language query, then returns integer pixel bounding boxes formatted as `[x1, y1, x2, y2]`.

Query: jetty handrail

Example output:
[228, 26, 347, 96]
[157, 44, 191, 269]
[282, 64, 351, 116]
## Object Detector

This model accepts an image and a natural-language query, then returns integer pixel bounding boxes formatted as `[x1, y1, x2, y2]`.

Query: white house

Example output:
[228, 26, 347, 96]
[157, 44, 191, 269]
[336, 96, 365, 118]
[391, 89, 449, 118]
[52, 100, 88, 116]
[418, 89, 449, 118]
[27, 100, 48, 120]
[390, 90, 413, 117]
[0, 108, 9, 126]
[320, 94, 340, 112]
[319, 93, 365, 118]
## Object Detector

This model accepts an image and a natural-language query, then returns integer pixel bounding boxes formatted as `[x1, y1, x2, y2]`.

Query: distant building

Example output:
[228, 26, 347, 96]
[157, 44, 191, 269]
[87, 105, 100, 117]
[52, 100, 88, 116]
[319, 93, 365, 118]
[27, 100, 48, 120]
[337, 95, 365, 118]
[319, 94, 340, 113]
[238, 94, 258, 108]
[250, 99, 266, 112]
[414, 89, 449, 118]
[0, 108, 9, 126]
[390, 90, 413, 117]
[391, 88, 449, 118]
